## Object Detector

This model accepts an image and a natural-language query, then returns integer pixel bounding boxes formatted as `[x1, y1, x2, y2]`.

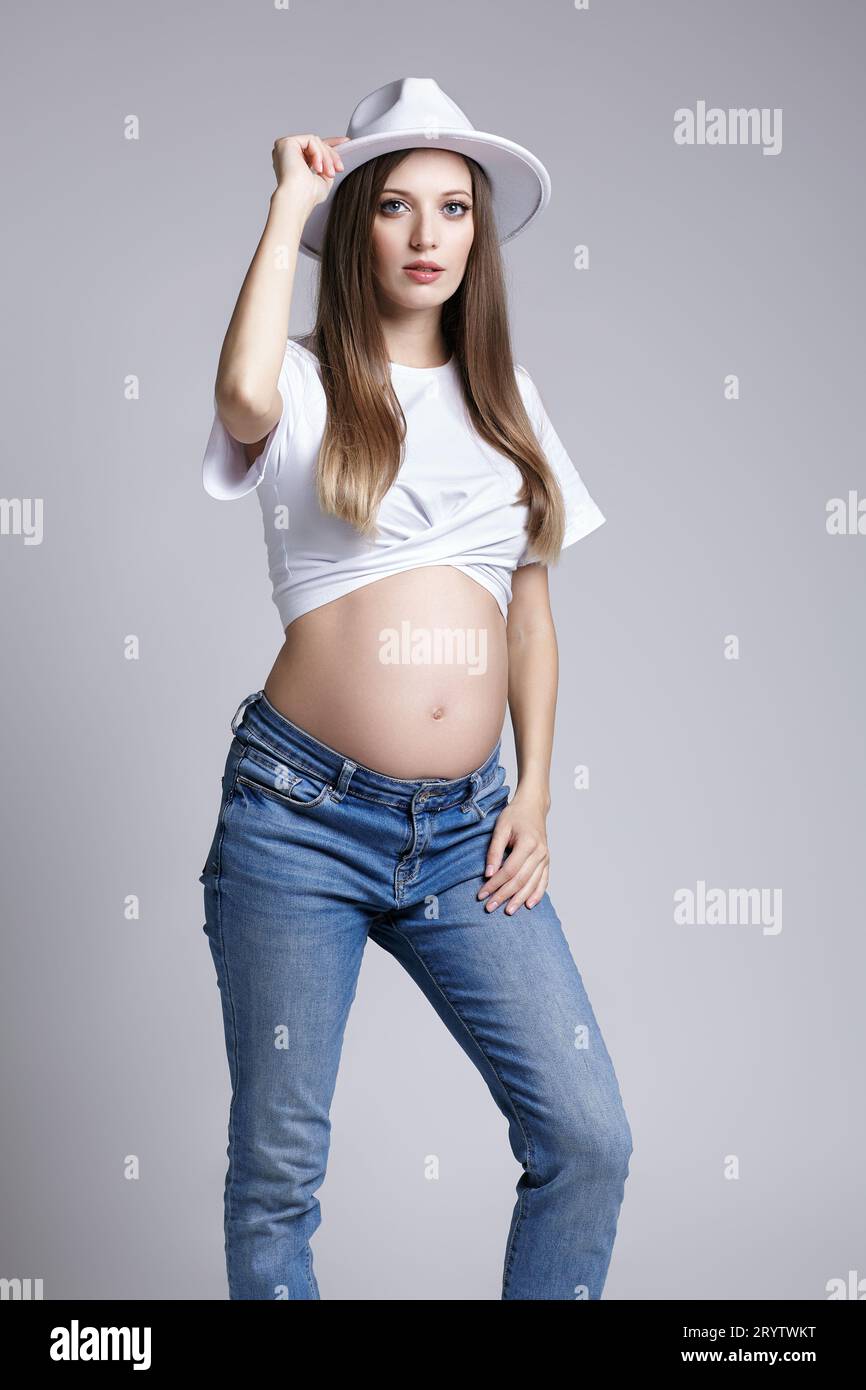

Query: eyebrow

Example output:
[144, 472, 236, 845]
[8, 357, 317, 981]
[381, 187, 473, 199]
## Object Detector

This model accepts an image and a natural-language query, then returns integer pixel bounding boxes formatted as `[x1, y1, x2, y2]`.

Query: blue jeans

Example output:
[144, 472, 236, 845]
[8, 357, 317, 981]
[200, 689, 633, 1300]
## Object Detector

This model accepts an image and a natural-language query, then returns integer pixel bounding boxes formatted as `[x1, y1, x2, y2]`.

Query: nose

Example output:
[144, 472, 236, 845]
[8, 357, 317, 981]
[410, 210, 438, 251]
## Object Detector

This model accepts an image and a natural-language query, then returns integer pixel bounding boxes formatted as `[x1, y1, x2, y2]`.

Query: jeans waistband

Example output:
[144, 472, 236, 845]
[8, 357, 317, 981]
[230, 690, 502, 812]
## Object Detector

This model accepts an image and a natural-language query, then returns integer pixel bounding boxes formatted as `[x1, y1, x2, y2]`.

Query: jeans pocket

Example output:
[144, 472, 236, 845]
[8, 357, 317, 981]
[235, 745, 333, 810]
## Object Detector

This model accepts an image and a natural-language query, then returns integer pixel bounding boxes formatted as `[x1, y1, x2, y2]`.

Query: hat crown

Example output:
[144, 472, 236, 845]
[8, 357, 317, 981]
[346, 77, 474, 139]
[299, 77, 551, 260]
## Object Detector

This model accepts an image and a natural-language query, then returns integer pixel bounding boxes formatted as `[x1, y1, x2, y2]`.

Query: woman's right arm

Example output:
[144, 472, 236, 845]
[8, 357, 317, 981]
[213, 134, 347, 458]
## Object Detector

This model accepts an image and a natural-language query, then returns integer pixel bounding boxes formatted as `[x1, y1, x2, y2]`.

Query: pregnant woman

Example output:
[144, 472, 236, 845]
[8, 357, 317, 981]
[199, 77, 632, 1301]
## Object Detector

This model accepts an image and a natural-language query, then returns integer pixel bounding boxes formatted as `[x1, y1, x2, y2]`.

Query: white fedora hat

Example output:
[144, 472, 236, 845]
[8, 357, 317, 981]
[299, 76, 551, 260]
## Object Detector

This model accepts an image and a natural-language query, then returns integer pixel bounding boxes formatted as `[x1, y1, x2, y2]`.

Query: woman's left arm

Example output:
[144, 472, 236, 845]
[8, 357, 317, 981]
[478, 563, 556, 914]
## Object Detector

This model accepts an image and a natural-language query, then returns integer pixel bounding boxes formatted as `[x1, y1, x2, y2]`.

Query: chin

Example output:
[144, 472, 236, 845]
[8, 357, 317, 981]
[406, 291, 447, 304]
[395, 281, 450, 304]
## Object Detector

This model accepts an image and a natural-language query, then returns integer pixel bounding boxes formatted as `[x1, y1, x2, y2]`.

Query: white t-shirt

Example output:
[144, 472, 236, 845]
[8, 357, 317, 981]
[202, 336, 605, 630]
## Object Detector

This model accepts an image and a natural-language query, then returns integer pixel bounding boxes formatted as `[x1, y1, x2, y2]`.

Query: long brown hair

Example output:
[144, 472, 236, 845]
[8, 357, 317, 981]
[305, 148, 568, 565]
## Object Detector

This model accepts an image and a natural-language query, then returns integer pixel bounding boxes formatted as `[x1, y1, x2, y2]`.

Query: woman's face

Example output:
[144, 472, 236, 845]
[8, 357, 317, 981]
[370, 148, 474, 311]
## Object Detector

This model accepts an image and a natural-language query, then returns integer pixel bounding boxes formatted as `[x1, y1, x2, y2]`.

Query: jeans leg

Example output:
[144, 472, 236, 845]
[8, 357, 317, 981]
[201, 772, 369, 1300]
[370, 879, 633, 1300]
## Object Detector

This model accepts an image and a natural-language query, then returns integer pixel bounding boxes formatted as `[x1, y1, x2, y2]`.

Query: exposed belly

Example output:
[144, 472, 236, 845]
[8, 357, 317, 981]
[262, 566, 507, 778]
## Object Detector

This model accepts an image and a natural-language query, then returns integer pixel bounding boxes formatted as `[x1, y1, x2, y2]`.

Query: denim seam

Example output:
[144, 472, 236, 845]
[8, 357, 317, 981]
[213, 789, 241, 1297]
[394, 813, 416, 863]
[212, 768, 239, 885]
[397, 814, 436, 899]
[501, 1188, 531, 1299]
[394, 814, 421, 902]
[383, 911, 536, 1289]
[304, 1240, 316, 1297]
[396, 851, 422, 896]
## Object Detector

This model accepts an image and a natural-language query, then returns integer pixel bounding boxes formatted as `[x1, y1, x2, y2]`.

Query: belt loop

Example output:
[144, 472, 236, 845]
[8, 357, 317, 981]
[460, 769, 484, 817]
[332, 758, 357, 802]
[231, 689, 263, 736]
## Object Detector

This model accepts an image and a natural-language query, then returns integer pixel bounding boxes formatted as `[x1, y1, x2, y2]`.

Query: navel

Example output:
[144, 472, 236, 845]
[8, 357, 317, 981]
[431, 706, 445, 720]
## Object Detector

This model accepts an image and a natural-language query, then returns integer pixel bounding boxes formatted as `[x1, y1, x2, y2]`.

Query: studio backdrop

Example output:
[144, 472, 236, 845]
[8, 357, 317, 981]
[1, 0, 863, 1301]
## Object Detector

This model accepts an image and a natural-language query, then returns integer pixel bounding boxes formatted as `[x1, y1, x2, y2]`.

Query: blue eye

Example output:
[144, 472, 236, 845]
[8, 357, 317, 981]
[378, 199, 472, 217]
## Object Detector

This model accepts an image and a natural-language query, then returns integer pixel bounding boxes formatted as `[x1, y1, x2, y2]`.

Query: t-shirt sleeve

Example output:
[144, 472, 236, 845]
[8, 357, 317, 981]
[514, 363, 606, 566]
[202, 339, 306, 500]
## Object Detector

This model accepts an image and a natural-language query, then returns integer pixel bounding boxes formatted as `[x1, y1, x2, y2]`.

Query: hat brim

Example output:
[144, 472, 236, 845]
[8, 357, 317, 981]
[298, 128, 551, 260]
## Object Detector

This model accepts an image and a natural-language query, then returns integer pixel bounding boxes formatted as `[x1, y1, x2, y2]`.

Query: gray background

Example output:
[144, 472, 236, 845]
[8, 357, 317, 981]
[1, 0, 863, 1300]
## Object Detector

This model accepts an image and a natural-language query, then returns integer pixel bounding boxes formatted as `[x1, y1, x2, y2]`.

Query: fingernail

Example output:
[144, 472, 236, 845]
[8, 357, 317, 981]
[486, 900, 498, 911]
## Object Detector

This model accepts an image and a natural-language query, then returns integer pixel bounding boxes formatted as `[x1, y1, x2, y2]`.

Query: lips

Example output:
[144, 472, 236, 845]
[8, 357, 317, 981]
[403, 263, 444, 283]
